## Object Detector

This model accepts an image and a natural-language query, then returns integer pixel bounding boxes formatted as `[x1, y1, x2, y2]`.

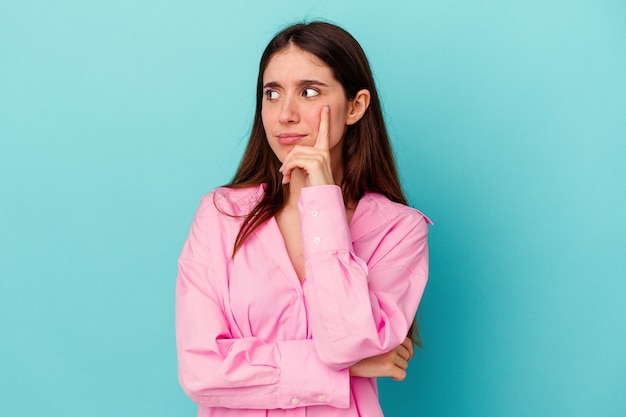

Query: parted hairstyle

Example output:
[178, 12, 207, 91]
[224, 21, 421, 346]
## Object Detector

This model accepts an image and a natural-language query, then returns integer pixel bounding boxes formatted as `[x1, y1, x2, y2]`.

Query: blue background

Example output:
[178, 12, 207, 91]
[1, 1, 624, 416]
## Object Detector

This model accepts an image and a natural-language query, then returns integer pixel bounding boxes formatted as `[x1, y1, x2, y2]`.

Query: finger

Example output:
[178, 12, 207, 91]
[406, 339, 414, 360]
[394, 355, 409, 370]
[280, 148, 334, 186]
[314, 105, 330, 150]
[402, 337, 414, 360]
[280, 145, 324, 171]
[281, 169, 291, 185]
[280, 154, 324, 178]
[394, 343, 411, 361]
[390, 367, 407, 382]
[279, 147, 316, 184]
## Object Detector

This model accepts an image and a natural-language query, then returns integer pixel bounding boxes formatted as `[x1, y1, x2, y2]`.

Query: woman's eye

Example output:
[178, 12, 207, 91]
[303, 88, 320, 98]
[265, 90, 279, 100]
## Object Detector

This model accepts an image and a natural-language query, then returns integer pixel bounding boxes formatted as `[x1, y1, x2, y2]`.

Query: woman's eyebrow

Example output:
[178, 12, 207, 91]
[262, 80, 330, 89]
[296, 79, 329, 87]
[263, 81, 281, 89]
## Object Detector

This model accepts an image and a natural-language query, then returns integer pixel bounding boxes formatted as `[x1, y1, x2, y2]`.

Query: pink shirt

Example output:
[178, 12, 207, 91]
[176, 184, 431, 416]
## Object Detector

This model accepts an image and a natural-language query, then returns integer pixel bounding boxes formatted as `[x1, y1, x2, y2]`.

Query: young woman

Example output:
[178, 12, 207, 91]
[176, 21, 432, 416]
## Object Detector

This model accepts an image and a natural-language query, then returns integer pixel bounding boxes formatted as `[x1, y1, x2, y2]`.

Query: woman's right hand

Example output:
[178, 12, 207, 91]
[279, 105, 334, 187]
[348, 337, 414, 381]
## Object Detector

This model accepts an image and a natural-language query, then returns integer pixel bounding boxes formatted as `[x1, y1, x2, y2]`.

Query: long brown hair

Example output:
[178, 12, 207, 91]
[225, 21, 421, 346]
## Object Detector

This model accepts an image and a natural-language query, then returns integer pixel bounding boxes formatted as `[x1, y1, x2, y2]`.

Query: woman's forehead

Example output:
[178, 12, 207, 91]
[263, 46, 331, 81]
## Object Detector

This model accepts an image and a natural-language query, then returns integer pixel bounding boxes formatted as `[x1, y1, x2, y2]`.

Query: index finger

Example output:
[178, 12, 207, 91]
[314, 105, 330, 150]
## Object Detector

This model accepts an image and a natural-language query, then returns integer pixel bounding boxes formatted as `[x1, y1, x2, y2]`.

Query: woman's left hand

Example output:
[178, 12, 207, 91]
[279, 105, 335, 186]
[348, 337, 414, 381]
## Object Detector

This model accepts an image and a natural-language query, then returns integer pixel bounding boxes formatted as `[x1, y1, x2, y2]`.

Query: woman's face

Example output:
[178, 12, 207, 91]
[261, 46, 353, 164]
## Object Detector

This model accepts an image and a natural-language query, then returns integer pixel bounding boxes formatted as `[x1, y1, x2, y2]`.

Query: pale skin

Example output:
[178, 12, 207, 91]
[262, 46, 414, 381]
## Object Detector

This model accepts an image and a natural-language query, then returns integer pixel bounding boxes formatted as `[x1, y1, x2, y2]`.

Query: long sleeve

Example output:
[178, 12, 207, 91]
[299, 185, 430, 370]
[175, 193, 350, 410]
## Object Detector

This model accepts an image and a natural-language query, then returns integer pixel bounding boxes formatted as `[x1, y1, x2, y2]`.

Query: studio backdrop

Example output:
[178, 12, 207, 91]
[1, 1, 624, 416]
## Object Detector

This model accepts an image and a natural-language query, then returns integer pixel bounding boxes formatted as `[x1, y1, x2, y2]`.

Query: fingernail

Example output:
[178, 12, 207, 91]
[324, 105, 330, 112]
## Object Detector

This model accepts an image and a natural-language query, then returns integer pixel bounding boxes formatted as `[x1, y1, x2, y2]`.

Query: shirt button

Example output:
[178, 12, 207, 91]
[313, 237, 321, 244]
[311, 209, 319, 217]
[291, 397, 300, 405]
[318, 395, 327, 402]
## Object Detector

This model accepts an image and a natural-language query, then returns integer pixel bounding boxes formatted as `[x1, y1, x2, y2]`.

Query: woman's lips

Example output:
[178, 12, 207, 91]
[277, 133, 306, 145]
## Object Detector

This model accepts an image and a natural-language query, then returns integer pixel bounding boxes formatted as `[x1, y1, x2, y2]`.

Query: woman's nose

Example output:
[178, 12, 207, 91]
[278, 95, 299, 124]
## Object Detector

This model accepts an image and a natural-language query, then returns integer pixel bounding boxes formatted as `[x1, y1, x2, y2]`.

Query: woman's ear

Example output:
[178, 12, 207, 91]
[345, 89, 371, 126]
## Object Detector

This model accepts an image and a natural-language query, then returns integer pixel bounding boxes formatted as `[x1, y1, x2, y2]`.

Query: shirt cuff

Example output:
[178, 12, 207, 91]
[277, 339, 350, 408]
[298, 185, 352, 255]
